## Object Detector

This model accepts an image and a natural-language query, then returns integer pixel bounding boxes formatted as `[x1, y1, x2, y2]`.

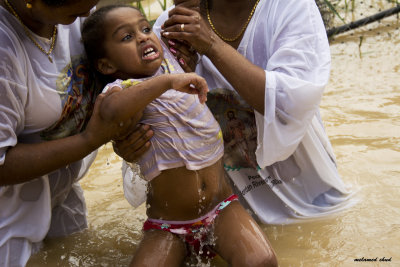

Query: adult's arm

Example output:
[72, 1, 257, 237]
[0, 44, 129, 186]
[159, 7, 266, 114]
[0, 92, 119, 185]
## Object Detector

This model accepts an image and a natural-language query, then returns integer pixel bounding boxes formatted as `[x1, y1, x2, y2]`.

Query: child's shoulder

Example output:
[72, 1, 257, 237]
[120, 79, 142, 88]
[103, 78, 143, 93]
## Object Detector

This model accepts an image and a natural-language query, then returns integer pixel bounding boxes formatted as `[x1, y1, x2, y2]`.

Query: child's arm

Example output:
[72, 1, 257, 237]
[100, 72, 208, 124]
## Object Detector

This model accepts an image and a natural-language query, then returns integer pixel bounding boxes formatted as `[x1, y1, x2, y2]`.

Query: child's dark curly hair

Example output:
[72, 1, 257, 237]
[41, 0, 71, 7]
[81, 4, 140, 81]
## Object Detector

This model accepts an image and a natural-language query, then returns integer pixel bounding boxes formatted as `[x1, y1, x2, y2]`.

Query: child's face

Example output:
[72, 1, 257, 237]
[99, 7, 163, 79]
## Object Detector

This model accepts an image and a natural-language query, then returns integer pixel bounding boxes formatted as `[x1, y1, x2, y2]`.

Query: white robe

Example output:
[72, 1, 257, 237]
[0, 7, 97, 266]
[125, 0, 355, 224]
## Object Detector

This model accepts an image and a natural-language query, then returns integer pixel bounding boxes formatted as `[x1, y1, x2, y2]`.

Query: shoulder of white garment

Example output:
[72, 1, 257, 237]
[152, 5, 173, 38]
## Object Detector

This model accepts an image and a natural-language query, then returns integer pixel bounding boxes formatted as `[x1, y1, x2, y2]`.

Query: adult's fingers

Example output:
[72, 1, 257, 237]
[163, 18, 198, 34]
[113, 139, 151, 163]
[161, 7, 212, 55]
[178, 55, 198, 72]
[122, 124, 152, 147]
[113, 124, 153, 162]
[167, 38, 195, 58]
[165, 6, 199, 28]
[112, 110, 143, 141]
[165, 38, 198, 72]
[177, 53, 198, 72]
[167, 5, 195, 19]
[174, 0, 200, 11]
[164, 38, 188, 58]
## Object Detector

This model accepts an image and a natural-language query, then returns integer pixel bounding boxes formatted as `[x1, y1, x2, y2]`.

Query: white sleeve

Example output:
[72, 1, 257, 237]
[152, 7, 173, 39]
[122, 160, 147, 208]
[0, 31, 27, 165]
[255, 0, 331, 167]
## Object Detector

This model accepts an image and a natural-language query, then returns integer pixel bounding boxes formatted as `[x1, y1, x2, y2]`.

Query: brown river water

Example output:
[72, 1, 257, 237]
[28, 0, 400, 266]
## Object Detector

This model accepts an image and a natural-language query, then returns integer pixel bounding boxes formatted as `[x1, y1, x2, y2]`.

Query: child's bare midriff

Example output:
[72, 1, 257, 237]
[146, 159, 232, 221]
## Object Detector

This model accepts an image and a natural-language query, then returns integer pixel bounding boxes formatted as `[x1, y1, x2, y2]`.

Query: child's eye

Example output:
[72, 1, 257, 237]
[122, 34, 133, 41]
[143, 27, 151, 33]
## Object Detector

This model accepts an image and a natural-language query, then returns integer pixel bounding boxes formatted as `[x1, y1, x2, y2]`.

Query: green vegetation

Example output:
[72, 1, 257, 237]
[126, 0, 399, 34]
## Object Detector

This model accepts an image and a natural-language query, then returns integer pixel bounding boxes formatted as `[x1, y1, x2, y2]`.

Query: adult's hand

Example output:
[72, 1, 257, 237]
[161, 5, 266, 114]
[112, 122, 153, 163]
[161, 6, 216, 56]
[161, 1, 202, 72]
[113, 71, 208, 163]
[83, 90, 133, 149]
[110, 106, 153, 163]
[174, 0, 200, 11]
[163, 37, 199, 72]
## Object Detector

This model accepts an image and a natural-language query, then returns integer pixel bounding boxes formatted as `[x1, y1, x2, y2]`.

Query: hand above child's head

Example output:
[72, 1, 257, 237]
[174, 0, 200, 11]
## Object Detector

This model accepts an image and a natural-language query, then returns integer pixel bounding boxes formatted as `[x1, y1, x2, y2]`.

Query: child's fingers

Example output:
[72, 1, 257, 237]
[189, 74, 208, 103]
[188, 87, 206, 103]
[171, 73, 208, 103]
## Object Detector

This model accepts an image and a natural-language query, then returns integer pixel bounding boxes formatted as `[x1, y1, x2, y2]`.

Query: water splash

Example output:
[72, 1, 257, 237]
[194, 170, 206, 215]
[183, 224, 218, 267]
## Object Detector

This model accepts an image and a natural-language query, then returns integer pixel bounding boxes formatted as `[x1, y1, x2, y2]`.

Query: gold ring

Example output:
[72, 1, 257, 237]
[180, 24, 184, 32]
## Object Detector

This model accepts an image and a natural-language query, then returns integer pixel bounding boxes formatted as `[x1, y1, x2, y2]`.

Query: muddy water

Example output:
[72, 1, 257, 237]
[28, 1, 400, 266]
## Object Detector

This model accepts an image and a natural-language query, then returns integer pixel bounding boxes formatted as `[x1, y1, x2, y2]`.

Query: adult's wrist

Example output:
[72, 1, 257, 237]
[79, 130, 102, 154]
[202, 32, 221, 58]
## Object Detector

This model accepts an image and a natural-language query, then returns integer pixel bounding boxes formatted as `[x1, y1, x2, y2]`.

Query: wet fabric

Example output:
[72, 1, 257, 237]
[143, 194, 238, 257]
[0, 7, 98, 266]
[153, 0, 355, 224]
[105, 43, 224, 181]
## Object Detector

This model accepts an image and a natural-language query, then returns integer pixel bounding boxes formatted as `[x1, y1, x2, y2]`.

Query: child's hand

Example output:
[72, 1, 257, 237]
[169, 73, 208, 104]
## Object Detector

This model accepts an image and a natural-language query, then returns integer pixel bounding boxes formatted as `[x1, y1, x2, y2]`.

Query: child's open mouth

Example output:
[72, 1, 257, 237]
[142, 46, 159, 60]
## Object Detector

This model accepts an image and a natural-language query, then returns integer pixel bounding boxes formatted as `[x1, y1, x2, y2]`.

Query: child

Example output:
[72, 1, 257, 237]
[81, 5, 277, 267]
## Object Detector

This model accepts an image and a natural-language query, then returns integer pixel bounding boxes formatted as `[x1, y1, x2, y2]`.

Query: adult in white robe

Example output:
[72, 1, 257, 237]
[121, 0, 354, 225]
[0, 1, 127, 265]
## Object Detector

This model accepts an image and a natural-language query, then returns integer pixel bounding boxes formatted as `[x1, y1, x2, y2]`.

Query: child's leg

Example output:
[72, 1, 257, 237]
[130, 229, 187, 267]
[213, 201, 278, 267]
